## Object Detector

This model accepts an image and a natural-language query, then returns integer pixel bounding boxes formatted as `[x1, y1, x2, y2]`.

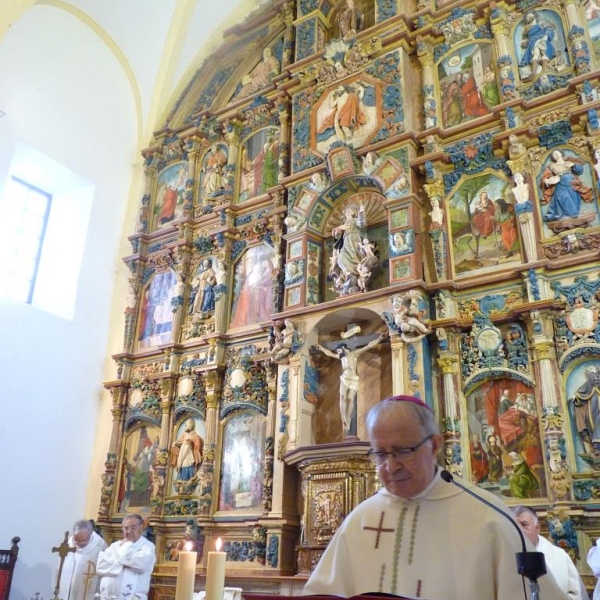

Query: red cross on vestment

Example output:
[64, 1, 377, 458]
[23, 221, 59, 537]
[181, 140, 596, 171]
[363, 511, 395, 549]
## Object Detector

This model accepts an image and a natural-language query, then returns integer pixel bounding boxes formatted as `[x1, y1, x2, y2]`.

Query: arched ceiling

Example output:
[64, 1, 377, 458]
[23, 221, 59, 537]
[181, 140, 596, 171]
[0, 0, 267, 145]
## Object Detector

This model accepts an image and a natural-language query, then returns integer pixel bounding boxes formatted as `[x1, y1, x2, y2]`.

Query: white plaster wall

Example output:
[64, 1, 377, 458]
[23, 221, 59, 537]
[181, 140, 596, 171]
[0, 6, 138, 600]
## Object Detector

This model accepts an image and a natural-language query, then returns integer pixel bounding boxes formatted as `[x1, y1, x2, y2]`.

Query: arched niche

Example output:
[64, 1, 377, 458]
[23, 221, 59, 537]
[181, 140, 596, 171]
[310, 307, 391, 443]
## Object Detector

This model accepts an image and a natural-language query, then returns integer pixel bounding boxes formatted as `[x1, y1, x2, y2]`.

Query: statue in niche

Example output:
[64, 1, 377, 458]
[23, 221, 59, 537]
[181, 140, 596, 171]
[336, 0, 364, 41]
[170, 418, 204, 494]
[202, 145, 227, 197]
[238, 47, 280, 98]
[517, 11, 563, 81]
[189, 258, 217, 317]
[569, 364, 600, 455]
[313, 327, 387, 436]
[540, 149, 593, 222]
[329, 204, 378, 296]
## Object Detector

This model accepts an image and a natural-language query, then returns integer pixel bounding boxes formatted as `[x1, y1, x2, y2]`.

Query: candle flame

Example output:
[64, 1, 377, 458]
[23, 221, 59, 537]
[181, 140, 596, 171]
[215, 537, 222, 552]
[184, 541, 194, 552]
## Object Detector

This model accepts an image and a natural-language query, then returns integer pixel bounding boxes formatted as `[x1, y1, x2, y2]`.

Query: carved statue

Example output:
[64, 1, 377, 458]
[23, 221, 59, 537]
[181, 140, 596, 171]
[337, 0, 364, 41]
[270, 318, 302, 362]
[382, 290, 431, 342]
[313, 328, 387, 436]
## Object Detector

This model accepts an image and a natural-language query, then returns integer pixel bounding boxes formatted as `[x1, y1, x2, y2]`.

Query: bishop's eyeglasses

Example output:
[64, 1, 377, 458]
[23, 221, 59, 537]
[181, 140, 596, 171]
[367, 434, 434, 465]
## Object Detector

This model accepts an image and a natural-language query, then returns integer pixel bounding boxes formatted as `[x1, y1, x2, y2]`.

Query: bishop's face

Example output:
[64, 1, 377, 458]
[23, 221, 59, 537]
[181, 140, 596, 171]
[369, 405, 442, 499]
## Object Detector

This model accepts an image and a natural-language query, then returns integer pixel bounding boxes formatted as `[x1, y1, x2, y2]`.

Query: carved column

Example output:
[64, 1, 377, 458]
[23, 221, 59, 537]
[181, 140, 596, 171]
[390, 334, 406, 394]
[437, 334, 463, 476]
[423, 180, 448, 281]
[491, 20, 518, 102]
[416, 37, 436, 130]
[529, 310, 573, 501]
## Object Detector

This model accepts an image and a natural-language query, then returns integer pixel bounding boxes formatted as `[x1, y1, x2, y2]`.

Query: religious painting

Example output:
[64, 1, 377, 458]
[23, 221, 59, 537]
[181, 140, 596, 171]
[238, 128, 280, 202]
[327, 145, 355, 180]
[218, 411, 266, 512]
[200, 144, 228, 200]
[285, 259, 305, 286]
[536, 148, 597, 236]
[286, 285, 301, 307]
[466, 379, 545, 500]
[390, 207, 409, 229]
[229, 244, 275, 329]
[389, 228, 413, 257]
[232, 42, 282, 100]
[448, 173, 521, 277]
[116, 424, 161, 513]
[138, 269, 178, 348]
[438, 43, 498, 129]
[152, 162, 189, 231]
[390, 257, 411, 282]
[169, 417, 207, 496]
[312, 75, 382, 156]
[585, 0, 600, 59]
[296, 188, 317, 214]
[566, 360, 600, 472]
[288, 239, 303, 260]
[514, 10, 569, 82]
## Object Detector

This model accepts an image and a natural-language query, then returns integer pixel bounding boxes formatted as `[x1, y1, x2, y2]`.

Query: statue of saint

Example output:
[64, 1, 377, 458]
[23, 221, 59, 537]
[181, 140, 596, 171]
[337, 0, 364, 40]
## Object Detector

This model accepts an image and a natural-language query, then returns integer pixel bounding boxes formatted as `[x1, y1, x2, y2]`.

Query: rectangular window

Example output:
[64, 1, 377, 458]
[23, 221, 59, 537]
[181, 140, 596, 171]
[0, 176, 51, 303]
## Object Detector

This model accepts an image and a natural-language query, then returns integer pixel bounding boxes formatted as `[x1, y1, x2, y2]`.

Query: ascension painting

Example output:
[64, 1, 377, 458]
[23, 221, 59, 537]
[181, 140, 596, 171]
[138, 269, 178, 348]
[312, 75, 381, 156]
[448, 173, 521, 277]
[566, 360, 600, 473]
[152, 162, 189, 231]
[229, 244, 275, 329]
[536, 148, 597, 236]
[116, 424, 161, 514]
[238, 128, 279, 202]
[466, 379, 545, 500]
[218, 411, 266, 512]
[513, 9, 569, 83]
[438, 43, 499, 129]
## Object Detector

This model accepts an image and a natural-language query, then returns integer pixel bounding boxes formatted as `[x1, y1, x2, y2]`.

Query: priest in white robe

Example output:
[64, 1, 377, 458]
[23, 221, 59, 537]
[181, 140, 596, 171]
[304, 395, 566, 600]
[97, 514, 156, 600]
[58, 520, 107, 600]
[513, 505, 585, 600]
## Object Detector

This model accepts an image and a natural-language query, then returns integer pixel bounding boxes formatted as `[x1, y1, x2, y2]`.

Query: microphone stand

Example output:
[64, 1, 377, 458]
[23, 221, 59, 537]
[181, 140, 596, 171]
[440, 470, 547, 600]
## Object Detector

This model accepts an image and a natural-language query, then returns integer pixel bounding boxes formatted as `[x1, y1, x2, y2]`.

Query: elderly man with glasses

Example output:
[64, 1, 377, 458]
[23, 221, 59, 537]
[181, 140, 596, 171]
[97, 514, 156, 600]
[58, 520, 107, 600]
[304, 395, 565, 600]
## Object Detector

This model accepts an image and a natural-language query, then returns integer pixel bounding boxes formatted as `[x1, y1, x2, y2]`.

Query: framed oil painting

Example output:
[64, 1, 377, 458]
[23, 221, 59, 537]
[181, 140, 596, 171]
[238, 128, 279, 202]
[466, 379, 545, 499]
[138, 269, 178, 348]
[585, 0, 600, 60]
[116, 423, 161, 513]
[229, 244, 275, 329]
[218, 412, 266, 512]
[152, 162, 189, 231]
[448, 173, 521, 277]
[438, 43, 499, 129]
[390, 257, 411, 281]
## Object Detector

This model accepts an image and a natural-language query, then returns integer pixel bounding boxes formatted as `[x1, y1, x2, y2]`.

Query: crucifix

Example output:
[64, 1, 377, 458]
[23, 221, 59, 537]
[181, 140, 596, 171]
[51, 531, 76, 600]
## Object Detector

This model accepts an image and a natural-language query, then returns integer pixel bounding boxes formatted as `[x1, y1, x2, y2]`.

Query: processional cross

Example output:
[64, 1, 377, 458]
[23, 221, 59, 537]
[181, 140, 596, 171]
[51, 531, 76, 600]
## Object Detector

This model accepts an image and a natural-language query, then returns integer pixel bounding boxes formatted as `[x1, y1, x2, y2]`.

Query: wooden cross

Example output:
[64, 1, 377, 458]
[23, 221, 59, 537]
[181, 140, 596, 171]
[363, 511, 395, 549]
[51, 531, 76, 600]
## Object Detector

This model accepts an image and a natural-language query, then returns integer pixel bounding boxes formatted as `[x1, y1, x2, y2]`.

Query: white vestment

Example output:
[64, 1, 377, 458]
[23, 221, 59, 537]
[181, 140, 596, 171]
[58, 532, 107, 600]
[304, 470, 566, 600]
[97, 536, 156, 600]
[587, 538, 600, 599]
[536, 535, 585, 600]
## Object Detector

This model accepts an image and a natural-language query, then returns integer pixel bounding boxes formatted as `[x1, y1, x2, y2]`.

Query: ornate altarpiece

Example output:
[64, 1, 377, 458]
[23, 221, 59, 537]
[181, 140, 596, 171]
[97, 0, 600, 594]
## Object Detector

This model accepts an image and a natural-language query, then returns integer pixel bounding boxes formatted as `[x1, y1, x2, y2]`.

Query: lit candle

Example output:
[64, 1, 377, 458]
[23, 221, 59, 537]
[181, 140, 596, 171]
[205, 538, 226, 600]
[175, 542, 197, 600]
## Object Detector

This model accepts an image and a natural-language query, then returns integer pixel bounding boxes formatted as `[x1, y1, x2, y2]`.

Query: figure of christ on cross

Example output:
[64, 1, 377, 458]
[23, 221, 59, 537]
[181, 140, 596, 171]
[314, 329, 388, 437]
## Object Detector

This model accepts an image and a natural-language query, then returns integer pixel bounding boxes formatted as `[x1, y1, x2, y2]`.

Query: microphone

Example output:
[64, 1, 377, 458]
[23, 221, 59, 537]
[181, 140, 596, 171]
[440, 469, 546, 582]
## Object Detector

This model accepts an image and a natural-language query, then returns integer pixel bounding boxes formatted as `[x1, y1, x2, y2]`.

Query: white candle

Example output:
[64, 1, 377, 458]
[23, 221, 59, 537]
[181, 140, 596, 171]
[205, 538, 226, 600]
[175, 542, 197, 600]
